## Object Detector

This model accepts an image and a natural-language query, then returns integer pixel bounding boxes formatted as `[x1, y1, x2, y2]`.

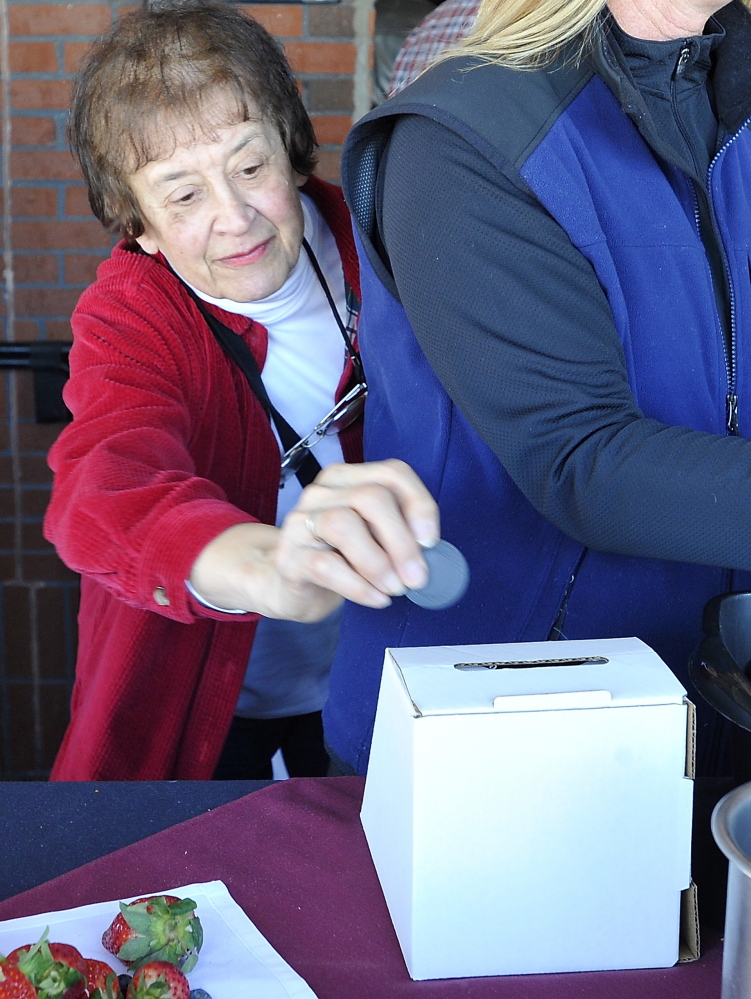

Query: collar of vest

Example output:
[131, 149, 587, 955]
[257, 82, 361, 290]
[591, 0, 751, 143]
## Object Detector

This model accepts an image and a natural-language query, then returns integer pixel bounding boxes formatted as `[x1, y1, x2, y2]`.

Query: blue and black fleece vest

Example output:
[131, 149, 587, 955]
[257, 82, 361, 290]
[324, 7, 751, 775]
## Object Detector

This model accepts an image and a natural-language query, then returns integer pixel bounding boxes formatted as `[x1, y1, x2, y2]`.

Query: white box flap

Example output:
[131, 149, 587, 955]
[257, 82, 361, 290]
[387, 637, 686, 716]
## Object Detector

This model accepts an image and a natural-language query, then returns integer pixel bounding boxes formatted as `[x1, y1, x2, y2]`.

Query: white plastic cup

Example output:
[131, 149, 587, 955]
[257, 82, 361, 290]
[712, 782, 751, 998]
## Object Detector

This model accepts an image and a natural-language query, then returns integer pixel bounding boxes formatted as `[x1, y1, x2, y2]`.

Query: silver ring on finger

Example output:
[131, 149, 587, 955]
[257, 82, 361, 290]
[304, 514, 330, 549]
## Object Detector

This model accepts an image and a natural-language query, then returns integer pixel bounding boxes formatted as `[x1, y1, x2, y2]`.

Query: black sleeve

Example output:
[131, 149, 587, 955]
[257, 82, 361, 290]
[379, 112, 751, 570]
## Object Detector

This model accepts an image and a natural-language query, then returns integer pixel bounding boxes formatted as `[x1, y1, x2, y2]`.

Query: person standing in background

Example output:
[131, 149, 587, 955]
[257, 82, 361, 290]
[388, 0, 480, 96]
[373, 0, 437, 103]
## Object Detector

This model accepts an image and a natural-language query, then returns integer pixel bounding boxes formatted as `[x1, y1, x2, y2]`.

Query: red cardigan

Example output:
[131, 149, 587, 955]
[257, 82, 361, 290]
[45, 177, 361, 780]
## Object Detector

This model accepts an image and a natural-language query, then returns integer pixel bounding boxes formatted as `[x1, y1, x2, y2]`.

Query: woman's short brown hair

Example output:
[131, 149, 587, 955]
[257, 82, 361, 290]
[70, 0, 318, 238]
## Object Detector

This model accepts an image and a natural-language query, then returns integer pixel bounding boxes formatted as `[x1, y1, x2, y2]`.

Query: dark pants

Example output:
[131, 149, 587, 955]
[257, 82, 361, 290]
[213, 711, 330, 780]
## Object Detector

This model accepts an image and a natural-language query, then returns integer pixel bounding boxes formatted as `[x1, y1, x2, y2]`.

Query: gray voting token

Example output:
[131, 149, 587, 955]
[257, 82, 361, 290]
[406, 539, 470, 610]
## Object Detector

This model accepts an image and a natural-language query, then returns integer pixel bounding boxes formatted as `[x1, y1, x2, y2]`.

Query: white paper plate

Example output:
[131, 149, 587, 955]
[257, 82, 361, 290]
[0, 881, 317, 999]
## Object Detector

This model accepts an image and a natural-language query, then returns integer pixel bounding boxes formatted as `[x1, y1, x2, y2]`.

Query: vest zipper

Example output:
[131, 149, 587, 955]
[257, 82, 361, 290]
[675, 43, 691, 75]
[672, 45, 702, 179]
[671, 41, 739, 434]
[546, 548, 589, 642]
[685, 180, 737, 434]
[706, 113, 751, 436]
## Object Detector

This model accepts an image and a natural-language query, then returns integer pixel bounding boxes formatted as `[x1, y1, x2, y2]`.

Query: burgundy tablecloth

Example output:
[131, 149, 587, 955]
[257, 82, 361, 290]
[0, 777, 723, 998]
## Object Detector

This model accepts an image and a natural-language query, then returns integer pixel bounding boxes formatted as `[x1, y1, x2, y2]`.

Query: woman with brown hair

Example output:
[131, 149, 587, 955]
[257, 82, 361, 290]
[44, 0, 438, 781]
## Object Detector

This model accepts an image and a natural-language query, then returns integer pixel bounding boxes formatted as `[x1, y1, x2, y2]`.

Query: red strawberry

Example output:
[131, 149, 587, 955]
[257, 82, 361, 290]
[85, 959, 122, 999]
[49, 945, 87, 983]
[5, 932, 86, 998]
[7, 941, 86, 975]
[102, 896, 202, 974]
[0, 964, 36, 999]
[125, 962, 189, 999]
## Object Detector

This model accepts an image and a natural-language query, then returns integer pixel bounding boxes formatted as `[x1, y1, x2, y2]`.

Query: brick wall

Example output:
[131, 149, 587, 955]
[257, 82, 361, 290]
[0, 0, 374, 779]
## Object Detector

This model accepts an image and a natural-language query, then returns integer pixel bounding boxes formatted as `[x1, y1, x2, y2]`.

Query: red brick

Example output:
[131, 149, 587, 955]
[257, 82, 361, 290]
[315, 150, 342, 184]
[12, 187, 57, 217]
[14, 254, 59, 283]
[11, 115, 56, 147]
[64, 186, 93, 216]
[64, 41, 92, 74]
[285, 42, 355, 76]
[9, 41, 57, 74]
[11, 79, 73, 110]
[13, 319, 41, 341]
[10, 5, 111, 36]
[13, 219, 110, 251]
[312, 115, 351, 147]
[45, 320, 74, 341]
[241, 5, 302, 37]
[64, 252, 108, 284]
[15, 287, 83, 317]
[12, 150, 81, 181]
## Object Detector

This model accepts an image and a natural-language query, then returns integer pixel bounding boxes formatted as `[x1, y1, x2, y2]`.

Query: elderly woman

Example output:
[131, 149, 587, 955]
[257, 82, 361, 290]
[44, 0, 438, 781]
[327, 0, 751, 802]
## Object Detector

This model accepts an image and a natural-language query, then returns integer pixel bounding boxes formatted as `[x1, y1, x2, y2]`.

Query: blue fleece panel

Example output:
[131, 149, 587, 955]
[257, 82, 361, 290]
[519, 77, 751, 676]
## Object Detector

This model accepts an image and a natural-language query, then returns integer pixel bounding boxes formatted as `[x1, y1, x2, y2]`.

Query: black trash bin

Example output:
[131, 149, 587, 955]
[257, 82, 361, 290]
[691, 592, 751, 732]
[690, 592, 751, 930]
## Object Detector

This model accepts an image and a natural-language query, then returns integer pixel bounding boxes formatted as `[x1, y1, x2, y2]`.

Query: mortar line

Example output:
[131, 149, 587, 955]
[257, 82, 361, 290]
[0, 0, 13, 342]
[353, 0, 374, 123]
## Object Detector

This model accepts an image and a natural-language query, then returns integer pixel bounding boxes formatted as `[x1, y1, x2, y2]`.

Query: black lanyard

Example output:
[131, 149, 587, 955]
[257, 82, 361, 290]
[301, 238, 363, 382]
[178, 240, 358, 489]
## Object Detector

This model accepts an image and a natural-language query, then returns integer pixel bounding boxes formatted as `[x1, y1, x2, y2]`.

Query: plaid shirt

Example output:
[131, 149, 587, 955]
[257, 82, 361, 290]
[388, 0, 480, 97]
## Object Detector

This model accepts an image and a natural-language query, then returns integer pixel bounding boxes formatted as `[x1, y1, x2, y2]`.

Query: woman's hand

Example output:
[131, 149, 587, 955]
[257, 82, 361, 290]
[188, 460, 440, 621]
[275, 459, 439, 610]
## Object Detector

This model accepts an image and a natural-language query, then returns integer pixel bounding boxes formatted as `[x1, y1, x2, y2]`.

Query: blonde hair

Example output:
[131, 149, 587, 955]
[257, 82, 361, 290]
[448, 0, 751, 69]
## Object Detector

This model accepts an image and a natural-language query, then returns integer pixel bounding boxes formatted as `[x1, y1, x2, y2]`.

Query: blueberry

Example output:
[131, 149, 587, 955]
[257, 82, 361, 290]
[189, 991, 213, 999]
[118, 974, 132, 994]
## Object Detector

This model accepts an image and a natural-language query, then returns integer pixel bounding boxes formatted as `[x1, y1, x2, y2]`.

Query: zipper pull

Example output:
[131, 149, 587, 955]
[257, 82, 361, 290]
[675, 44, 691, 78]
[727, 392, 739, 435]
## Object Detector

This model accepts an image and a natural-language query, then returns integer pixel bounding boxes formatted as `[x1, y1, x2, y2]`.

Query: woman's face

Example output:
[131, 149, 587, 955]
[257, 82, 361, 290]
[129, 94, 306, 302]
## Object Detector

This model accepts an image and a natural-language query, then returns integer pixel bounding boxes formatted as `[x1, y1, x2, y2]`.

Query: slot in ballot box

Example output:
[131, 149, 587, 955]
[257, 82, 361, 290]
[360, 637, 696, 981]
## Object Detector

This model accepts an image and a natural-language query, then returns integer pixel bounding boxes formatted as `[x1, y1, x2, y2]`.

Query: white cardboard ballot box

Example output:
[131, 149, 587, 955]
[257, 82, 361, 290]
[360, 637, 695, 981]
